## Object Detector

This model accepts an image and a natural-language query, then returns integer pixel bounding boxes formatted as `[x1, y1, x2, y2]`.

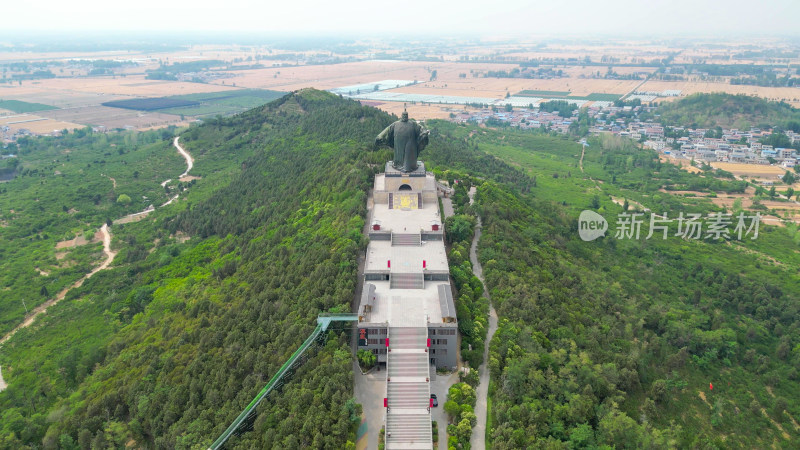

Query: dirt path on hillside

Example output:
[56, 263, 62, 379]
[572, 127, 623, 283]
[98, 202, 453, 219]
[579, 142, 586, 173]
[0, 136, 195, 390]
[0, 224, 117, 348]
[174, 136, 193, 178]
[102, 173, 117, 189]
[114, 136, 194, 225]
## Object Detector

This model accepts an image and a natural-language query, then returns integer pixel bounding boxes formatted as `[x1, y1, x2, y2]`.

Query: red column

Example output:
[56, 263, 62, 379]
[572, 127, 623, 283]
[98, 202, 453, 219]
[388, 260, 391, 268]
[385, 338, 390, 347]
[423, 260, 426, 268]
[384, 398, 388, 407]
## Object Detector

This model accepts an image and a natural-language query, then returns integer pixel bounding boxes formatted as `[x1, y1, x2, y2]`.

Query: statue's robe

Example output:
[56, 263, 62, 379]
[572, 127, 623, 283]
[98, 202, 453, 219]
[376, 119, 429, 172]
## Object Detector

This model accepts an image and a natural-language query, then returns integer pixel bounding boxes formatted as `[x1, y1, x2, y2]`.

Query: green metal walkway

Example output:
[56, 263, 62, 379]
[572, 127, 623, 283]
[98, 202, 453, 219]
[208, 313, 358, 450]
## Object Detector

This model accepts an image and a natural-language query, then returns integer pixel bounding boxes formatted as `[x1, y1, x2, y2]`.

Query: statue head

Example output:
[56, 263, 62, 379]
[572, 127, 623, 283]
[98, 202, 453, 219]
[401, 110, 408, 122]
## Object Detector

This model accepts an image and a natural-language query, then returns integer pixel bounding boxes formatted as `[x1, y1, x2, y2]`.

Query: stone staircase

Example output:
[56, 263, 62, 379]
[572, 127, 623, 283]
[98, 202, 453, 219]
[392, 233, 421, 246]
[390, 272, 424, 290]
[385, 327, 431, 449]
[385, 413, 432, 449]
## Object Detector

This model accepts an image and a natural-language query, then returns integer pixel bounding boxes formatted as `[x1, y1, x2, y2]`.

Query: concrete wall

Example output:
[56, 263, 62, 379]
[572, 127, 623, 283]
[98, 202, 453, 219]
[385, 174, 427, 192]
[427, 324, 459, 370]
[357, 323, 458, 369]
[358, 326, 390, 363]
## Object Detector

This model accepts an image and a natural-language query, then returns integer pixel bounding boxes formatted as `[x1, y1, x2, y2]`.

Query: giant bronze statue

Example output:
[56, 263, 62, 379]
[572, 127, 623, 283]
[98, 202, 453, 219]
[375, 110, 430, 172]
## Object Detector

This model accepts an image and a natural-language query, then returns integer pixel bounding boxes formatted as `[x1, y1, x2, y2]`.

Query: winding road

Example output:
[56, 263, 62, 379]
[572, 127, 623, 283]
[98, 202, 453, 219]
[115, 136, 193, 224]
[469, 187, 499, 450]
[174, 136, 193, 178]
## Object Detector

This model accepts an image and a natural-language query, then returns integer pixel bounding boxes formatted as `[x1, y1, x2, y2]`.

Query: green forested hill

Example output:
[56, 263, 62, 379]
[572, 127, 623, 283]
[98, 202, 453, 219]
[0, 128, 184, 336]
[3, 90, 799, 449]
[425, 121, 800, 448]
[653, 92, 800, 129]
[0, 90, 391, 448]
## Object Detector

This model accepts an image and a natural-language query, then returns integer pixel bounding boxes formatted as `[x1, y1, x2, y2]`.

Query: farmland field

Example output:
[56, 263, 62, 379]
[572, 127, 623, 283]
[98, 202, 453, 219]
[516, 91, 622, 101]
[517, 90, 571, 97]
[0, 114, 81, 133]
[1, 39, 799, 130]
[160, 89, 284, 116]
[102, 98, 200, 111]
[0, 74, 246, 131]
[375, 101, 457, 120]
[37, 106, 187, 130]
[0, 99, 58, 113]
[202, 60, 440, 92]
[100, 89, 285, 117]
[390, 77, 639, 100]
[710, 161, 794, 181]
[5, 76, 241, 98]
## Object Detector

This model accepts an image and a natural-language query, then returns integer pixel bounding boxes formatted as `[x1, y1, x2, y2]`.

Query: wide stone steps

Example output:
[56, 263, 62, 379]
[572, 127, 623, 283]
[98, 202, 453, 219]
[392, 233, 421, 246]
[389, 355, 428, 376]
[389, 336, 427, 350]
[386, 414, 432, 447]
[390, 272, 424, 289]
[388, 383, 430, 408]
[389, 327, 428, 348]
[385, 326, 432, 448]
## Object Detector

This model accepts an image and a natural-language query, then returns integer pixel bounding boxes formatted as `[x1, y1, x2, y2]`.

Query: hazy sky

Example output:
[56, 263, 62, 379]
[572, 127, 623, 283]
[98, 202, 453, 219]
[4, 0, 800, 36]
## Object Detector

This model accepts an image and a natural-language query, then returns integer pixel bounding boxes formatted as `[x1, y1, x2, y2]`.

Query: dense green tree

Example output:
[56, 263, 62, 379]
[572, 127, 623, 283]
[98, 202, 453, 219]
[0, 90, 390, 449]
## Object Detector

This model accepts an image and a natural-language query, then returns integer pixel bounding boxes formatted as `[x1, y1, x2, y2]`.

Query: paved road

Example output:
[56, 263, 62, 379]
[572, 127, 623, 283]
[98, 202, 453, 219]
[441, 197, 455, 218]
[353, 189, 379, 449]
[354, 362, 385, 450]
[431, 369, 460, 448]
[352, 190, 374, 311]
[436, 193, 466, 447]
[469, 188, 499, 449]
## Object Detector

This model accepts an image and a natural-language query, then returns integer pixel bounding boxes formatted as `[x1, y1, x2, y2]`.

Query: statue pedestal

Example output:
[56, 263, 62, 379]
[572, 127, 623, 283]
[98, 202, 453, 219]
[384, 161, 427, 191]
[374, 161, 437, 207]
[385, 161, 426, 177]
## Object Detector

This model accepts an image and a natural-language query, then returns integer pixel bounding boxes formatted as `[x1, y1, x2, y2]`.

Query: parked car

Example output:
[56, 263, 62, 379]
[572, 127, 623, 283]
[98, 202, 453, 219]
[430, 394, 438, 407]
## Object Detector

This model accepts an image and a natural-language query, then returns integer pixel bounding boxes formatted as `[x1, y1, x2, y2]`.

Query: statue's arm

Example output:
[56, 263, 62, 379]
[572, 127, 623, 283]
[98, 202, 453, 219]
[417, 123, 430, 151]
[375, 124, 394, 148]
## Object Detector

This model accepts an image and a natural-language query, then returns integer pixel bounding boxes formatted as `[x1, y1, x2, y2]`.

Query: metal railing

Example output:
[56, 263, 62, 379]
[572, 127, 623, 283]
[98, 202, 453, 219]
[208, 314, 358, 449]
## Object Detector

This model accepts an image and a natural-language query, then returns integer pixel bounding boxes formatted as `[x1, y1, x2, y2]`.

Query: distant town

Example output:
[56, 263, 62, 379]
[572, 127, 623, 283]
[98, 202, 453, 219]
[442, 102, 800, 171]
